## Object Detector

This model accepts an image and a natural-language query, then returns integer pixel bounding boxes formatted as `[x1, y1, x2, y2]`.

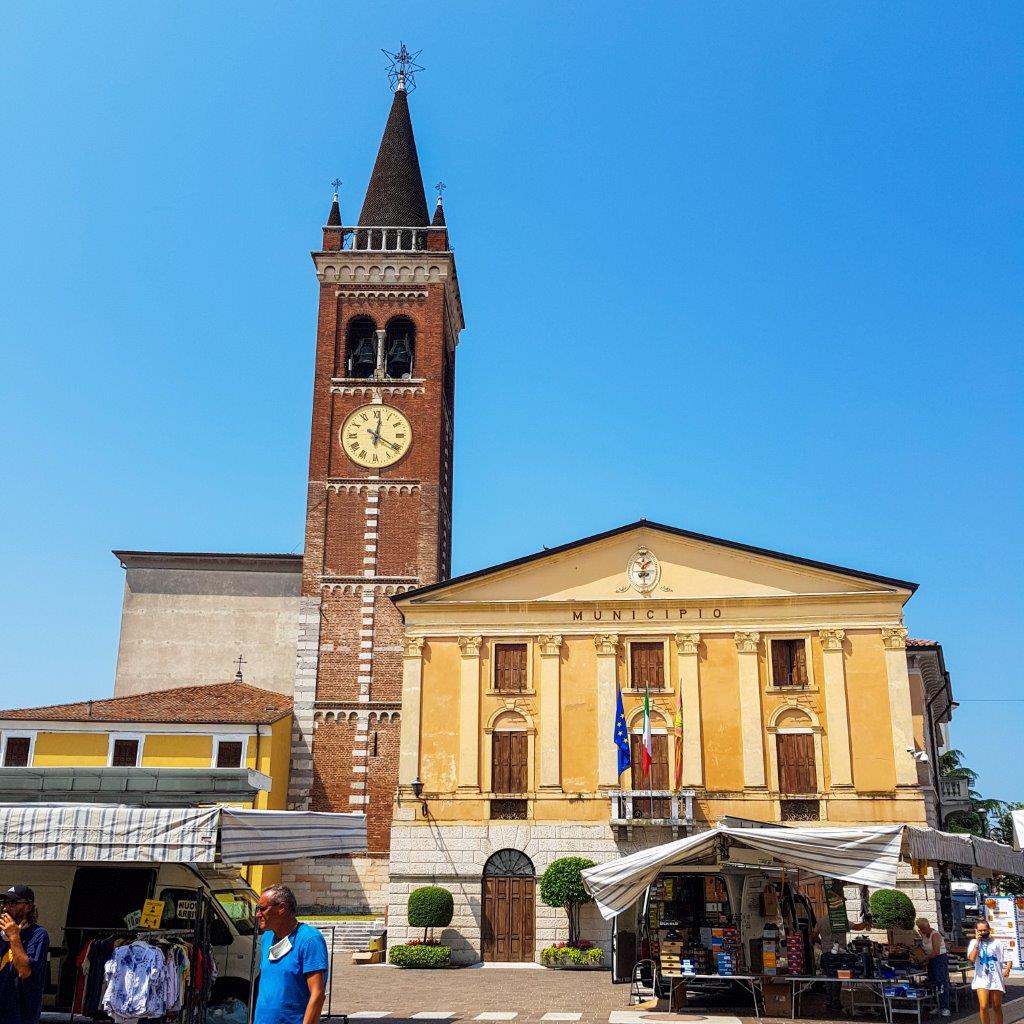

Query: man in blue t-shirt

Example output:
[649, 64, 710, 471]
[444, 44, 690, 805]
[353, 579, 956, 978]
[0, 884, 50, 1024]
[254, 884, 327, 1024]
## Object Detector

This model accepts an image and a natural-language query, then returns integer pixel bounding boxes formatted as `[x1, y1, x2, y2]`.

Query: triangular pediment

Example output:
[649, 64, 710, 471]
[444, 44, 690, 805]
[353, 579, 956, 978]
[399, 521, 915, 606]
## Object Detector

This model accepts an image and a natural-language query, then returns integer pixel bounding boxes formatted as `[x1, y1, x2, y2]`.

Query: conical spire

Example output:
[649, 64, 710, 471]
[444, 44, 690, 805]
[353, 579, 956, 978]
[358, 85, 430, 227]
[327, 181, 342, 226]
[431, 194, 446, 227]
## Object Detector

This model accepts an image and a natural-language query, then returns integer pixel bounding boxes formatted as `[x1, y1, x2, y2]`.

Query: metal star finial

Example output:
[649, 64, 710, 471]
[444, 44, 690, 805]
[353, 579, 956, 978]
[331, 178, 342, 195]
[383, 42, 424, 92]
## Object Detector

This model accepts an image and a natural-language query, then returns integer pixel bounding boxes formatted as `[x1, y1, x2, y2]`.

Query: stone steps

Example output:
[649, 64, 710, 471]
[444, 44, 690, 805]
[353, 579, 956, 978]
[306, 918, 386, 951]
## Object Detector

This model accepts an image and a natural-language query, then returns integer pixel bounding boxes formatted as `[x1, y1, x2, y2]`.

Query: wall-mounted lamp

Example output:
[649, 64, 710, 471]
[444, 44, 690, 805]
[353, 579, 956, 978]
[411, 776, 428, 817]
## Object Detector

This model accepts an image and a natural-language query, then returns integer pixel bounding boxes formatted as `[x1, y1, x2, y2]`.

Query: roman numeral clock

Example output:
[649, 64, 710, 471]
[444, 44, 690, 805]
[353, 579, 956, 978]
[340, 404, 413, 468]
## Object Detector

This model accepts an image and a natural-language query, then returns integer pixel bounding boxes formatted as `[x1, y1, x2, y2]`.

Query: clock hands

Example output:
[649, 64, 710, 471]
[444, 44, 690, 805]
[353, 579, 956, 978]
[367, 421, 402, 453]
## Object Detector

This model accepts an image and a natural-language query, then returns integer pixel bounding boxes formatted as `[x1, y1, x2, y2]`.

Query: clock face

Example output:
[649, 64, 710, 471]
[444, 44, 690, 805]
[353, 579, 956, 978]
[339, 404, 413, 468]
[627, 547, 661, 594]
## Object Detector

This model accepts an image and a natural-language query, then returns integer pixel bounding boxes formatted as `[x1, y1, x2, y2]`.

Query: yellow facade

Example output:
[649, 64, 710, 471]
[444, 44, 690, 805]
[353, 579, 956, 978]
[33, 732, 108, 766]
[393, 524, 929, 830]
[143, 734, 213, 768]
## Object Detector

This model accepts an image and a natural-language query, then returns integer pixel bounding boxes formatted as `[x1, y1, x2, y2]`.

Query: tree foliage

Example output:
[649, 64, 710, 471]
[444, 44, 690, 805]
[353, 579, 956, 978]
[539, 857, 596, 948]
[869, 889, 916, 933]
[407, 886, 454, 941]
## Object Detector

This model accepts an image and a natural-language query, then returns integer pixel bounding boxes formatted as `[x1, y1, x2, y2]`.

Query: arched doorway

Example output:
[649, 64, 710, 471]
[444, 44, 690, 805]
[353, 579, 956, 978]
[481, 849, 535, 962]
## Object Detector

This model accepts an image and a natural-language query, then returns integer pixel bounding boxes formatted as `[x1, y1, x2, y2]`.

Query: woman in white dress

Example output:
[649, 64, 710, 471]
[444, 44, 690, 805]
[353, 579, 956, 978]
[967, 919, 1012, 1024]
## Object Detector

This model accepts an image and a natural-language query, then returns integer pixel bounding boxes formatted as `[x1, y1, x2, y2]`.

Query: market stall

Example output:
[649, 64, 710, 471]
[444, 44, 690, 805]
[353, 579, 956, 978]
[584, 823, 1024, 1018]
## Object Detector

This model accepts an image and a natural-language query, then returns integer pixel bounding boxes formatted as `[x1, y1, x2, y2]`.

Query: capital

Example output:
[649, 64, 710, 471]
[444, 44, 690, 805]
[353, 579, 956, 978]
[593, 633, 620, 656]
[458, 635, 483, 657]
[734, 631, 761, 654]
[537, 634, 563, 657]
[818, 628, 846, 652]
[402, 635, 426, 658]
[881, 626, 909, 651]
[674, 632, 701, 656]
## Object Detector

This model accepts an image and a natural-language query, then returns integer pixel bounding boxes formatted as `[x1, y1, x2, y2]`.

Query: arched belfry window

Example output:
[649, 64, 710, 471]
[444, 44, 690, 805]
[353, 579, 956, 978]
[346, 316, 377, 379]
[483, 849, 535, 878]
[385, 316, 415, 379]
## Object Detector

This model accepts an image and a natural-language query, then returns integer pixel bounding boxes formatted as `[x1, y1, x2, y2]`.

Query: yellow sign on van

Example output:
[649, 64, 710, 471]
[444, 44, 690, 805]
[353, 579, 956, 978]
[139, 899, 166, 930]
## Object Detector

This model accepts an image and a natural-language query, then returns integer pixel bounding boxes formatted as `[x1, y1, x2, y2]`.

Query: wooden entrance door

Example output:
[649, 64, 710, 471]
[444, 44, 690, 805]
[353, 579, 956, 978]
[482, 875, 535, 961]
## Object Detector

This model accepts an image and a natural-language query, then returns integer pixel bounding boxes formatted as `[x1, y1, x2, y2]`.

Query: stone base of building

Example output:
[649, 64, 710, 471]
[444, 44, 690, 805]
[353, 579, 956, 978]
[388, 822, 946, 967]
[388, 821, 672, 966]
[282, 853, 390, 914]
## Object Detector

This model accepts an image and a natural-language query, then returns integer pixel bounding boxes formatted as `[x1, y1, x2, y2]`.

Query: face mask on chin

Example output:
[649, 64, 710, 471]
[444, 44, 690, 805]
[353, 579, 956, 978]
[268, 934, 293, 961]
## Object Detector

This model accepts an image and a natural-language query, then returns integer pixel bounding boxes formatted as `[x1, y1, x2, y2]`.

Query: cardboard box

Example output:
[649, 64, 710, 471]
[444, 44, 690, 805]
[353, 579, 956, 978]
[351, 950, 383, 965]
[762, 982, 793, 1017]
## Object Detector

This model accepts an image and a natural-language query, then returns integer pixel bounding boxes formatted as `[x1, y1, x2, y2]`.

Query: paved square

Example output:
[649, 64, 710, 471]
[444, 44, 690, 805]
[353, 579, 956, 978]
[475, 1014, 518, 1020]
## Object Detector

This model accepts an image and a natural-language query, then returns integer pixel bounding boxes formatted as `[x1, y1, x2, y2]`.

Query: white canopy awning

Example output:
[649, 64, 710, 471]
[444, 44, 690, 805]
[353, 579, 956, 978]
[582, 824, 904, 921]
[1013, 810, 1024, 851]
[0, 803, 366, 864]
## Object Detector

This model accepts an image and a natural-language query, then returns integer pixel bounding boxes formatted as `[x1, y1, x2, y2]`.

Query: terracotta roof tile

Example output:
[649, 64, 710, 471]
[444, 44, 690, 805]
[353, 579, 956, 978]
[0, 682, 292, 725]
[907, 638, 940, 647]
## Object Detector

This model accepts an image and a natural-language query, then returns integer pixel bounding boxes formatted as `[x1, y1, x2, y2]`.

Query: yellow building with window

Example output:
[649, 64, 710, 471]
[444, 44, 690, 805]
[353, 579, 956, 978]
[0, 681, 293, 891]
[387, 520, 941, 963]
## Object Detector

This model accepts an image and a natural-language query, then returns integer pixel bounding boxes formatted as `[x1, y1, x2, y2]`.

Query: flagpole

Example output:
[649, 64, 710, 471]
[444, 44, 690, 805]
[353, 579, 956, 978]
[646, 683, 654, 822]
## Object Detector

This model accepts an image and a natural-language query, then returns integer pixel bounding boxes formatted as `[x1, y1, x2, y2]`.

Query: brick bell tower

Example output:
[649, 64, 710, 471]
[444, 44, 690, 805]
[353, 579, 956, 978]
[287, 52, 464, 910]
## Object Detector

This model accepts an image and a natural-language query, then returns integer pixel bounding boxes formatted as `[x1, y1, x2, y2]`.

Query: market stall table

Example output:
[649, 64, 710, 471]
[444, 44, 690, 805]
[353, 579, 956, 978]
[659, 973, 764, 1019]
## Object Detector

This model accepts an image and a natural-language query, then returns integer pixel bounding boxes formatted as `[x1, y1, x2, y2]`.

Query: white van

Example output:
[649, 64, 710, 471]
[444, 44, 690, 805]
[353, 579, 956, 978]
[5, 861, 260, 1010]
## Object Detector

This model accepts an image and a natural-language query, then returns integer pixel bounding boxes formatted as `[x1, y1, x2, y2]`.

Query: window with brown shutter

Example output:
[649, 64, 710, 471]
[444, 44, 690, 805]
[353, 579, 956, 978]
[492, 731, 527, 794]
[494, 643, 528, 692]
[777, 733, 816, 794]
[216, 741, 244, 768]
[771, 639, 808, 687]
[2, 737, 30, 767]
[630, 642, 665, 690]
[111, 739, 140, 767]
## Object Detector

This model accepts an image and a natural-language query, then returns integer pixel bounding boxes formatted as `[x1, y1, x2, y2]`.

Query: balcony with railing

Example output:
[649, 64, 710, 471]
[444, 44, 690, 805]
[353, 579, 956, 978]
[323, 225, 450, 253]
[610, 790, 695, 829]
[939, 775, 972, 814]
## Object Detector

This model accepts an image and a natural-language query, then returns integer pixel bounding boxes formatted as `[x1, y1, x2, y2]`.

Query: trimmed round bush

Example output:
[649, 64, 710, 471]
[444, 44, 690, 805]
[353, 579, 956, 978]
[408, 885, 454, 940]
[389, 943, 451, 968]
[869, 888, 916, 931]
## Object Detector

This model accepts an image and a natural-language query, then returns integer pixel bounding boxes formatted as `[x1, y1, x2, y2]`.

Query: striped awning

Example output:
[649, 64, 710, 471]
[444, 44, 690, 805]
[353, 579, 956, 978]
[582, 824, 905, 921]
[1013, 810, 1024, 851]
[905, 826, 975, 866]
[219, 808, 366, 862]
[0, 803, 366, 864]
[972, 836, 1024, 876]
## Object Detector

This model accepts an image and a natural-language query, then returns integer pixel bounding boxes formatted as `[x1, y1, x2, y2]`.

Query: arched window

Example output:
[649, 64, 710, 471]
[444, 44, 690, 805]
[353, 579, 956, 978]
[483, 849, 534, 878]
[491, 711, 528, 796]
[384, 316, 416, 379]
[346, 316, 378, 378]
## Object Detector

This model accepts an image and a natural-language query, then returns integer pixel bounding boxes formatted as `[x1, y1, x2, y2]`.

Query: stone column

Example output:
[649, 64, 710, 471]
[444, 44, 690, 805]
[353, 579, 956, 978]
[458, 635, 482, 792]
[818, 629, 853, 788]
[881, 626, 919, 786]
[537, 634, 563, 791]
[398, 636, 425, 786]
[595, 634, 621, 789]
[674, 633, 703, 787]
[734, 632, 766, 788]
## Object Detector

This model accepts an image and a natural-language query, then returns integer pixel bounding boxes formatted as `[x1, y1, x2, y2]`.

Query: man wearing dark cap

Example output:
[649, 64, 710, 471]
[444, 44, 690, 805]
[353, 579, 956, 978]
[0, 885, 49, 1024]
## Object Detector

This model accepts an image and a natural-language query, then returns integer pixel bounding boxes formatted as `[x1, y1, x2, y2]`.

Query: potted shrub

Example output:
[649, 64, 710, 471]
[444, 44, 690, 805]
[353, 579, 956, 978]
[539, 857, 603, 969]
[869, 888, 916, 944]
[388, 886, 454, 968]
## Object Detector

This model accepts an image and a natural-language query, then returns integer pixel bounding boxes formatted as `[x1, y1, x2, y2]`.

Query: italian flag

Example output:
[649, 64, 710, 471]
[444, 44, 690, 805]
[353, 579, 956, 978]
[641, 687, 653, 776]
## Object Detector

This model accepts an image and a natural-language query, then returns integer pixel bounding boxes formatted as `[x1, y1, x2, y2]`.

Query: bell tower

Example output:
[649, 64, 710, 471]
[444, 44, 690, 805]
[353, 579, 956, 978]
[288, 48, 464, 907]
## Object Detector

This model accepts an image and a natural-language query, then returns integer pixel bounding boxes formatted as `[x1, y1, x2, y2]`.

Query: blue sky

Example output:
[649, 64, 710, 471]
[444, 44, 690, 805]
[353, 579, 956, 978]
[2, 4, 1021, 801]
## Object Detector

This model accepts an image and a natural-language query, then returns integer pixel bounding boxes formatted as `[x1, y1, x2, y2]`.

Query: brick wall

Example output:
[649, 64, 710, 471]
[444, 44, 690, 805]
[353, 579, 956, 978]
[376, 490, 422, 577]
[313, 594, 363, 701]
[324, 490, 366, 577]
[371, 597, 405, 702]
[310, 717, 358, 813]
[364, 715, 401, 851]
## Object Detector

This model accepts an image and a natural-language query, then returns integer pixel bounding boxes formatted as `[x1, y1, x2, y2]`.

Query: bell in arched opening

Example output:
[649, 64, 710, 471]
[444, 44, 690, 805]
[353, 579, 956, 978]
[346, 316, 378, 379]
[385, 316, 416, 379]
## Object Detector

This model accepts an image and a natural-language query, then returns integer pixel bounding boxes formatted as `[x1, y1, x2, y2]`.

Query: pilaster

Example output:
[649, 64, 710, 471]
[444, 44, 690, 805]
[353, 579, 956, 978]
[457, 635, 482, 792]
[537, 634, 563, 791]
[881, 626, 919, 786]
[674, 633, 703, 787]
[818, 628, 854, 787]
[734, 631, 766, 788]
[594, 634, 621, 789]
[398, 636, 425, 786]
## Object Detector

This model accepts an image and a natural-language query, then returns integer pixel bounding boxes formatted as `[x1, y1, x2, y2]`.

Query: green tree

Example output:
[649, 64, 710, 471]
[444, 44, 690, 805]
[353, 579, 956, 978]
[869, 888, 916, 944]
[539, 857, 595, 948]
[407, 886, 454, 943]
[940, 749, 1004, 837]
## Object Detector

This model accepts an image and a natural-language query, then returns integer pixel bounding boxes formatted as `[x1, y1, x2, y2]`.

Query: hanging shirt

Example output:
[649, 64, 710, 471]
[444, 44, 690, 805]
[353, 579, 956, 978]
[254, 924, 328, 1024]
[102, 941, 167, 1024]
[0, 923, 49, 1024]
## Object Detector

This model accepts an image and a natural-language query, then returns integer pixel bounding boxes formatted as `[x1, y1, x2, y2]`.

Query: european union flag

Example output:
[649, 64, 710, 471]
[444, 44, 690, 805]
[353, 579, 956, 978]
[614, 685, 631, 776]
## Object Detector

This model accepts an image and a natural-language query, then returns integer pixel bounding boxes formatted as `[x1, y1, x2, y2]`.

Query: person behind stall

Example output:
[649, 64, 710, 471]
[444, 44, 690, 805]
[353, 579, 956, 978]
[916, 918, 951, 1017]
[0, 884, 49, 1024]
[254, 884, 327, 1024]
[967, 919, 1011, 1024]
[812, 887, 869, 1015]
